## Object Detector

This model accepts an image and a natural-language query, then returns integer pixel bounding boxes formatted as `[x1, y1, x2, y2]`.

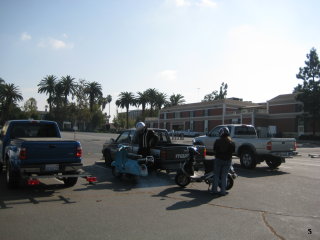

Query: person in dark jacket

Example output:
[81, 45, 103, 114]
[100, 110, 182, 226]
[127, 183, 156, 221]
[212, 127, 235, 196]
[136, 122, 158, 157]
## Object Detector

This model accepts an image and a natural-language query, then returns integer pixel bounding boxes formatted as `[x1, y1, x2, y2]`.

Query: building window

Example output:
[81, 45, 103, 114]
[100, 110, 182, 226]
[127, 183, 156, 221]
[175, 112, 180, 118]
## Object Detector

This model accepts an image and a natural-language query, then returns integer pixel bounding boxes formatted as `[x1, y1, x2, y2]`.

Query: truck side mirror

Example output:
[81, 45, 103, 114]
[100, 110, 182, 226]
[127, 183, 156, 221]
[110, 138, 115, 143]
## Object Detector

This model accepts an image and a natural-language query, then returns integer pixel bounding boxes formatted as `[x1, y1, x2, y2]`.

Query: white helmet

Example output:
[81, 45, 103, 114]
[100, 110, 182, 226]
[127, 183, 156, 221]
[136, 122, 146, 132]
[219, 127, 230, 137]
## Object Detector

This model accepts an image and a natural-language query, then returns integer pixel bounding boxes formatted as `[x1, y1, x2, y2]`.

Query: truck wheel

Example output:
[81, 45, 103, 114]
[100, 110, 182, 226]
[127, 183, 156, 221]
[104, 151, 112, 167]
[266, 157, 282, 169]
[175, 170, 191, 187]
[6, 162, 21, 188]
[240, 150, 257, 169]
[63, 177, 78, 187]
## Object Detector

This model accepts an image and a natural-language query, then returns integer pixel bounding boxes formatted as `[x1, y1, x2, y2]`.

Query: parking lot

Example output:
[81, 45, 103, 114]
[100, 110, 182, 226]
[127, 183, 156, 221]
[0, 131, 319, 240]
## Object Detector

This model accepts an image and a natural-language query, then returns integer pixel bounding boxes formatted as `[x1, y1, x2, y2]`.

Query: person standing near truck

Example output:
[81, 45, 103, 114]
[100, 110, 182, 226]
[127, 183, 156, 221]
[136, 122, 158, 157]
[212, 127, 235, 196]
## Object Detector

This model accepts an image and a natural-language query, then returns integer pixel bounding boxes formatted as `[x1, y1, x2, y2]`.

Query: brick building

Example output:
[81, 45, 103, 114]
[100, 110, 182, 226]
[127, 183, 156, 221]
[145, 93, 318, 137]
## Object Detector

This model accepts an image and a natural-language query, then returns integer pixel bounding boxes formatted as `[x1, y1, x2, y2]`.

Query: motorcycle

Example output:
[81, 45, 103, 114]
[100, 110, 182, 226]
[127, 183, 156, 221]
[111, 144, 154, 178]
[175, 146, 237, 191]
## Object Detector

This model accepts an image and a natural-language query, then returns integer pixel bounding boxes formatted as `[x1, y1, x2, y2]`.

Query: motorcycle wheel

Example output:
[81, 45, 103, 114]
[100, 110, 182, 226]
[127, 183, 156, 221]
[226, 174, 234, 190]
[112, 166, 122, 178]
[175, 170, 191, 187]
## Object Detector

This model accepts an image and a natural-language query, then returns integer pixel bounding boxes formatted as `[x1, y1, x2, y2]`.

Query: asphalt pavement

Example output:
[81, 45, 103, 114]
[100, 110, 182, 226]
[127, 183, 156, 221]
[0, 132, 319, 240]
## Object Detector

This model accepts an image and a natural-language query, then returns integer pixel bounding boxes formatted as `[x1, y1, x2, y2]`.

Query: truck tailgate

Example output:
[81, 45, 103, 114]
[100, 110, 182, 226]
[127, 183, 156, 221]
[19, 138, 81, 164]
[269, 138, 296, 152]
[153, 144, 205, 170]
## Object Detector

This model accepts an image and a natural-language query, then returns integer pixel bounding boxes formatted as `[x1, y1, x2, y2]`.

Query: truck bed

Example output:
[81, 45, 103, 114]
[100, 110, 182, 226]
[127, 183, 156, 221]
[11, 138, 82, 165]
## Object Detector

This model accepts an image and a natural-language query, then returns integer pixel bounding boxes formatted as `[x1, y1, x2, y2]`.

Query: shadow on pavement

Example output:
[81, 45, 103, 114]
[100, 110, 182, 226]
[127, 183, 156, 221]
[0, 173, 78, 209]
[232, 163, 289, 178]
[74, 163, 176, 192]
[152, 186, 221, 210]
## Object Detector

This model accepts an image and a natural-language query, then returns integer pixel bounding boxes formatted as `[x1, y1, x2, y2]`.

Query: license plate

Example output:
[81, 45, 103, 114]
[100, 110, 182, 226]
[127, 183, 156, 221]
[45, 164, 59, 171]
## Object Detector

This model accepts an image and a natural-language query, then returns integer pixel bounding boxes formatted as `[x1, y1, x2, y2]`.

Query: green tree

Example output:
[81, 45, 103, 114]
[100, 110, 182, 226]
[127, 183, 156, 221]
[155, 92, 167, 110]
[38, 75, 57, 112]
[116, 92, 136, 129]
[53, 81, 64, 110]
[293, 47, 320, 135]
[167, 94, 185, 107]
[51, 82, 65, 125]
[84, 81, 103, 112]
[202, 82, 228, 102]
[113, 111, 127, 129]
[99, 97, 108, 112]
[106, 94, 112, 118]
[0, 78, 5, 113]
[74, 79, 89, 108]
[23, 98, 40, 119]
[136, 90, 149, 116]
[60, 75, 77, 106]
[145, 88, 158, 112]
[1, 83, 23, 123]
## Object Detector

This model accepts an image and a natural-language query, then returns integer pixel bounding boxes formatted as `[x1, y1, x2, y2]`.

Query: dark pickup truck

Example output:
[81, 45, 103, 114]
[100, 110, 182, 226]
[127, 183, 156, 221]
[0, 120, 89, 188]
[102, 128, 206, 171]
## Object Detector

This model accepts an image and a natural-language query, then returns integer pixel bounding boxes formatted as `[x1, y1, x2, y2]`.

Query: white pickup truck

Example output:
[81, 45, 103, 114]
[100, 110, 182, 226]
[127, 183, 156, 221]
[192, 124, 297, 169]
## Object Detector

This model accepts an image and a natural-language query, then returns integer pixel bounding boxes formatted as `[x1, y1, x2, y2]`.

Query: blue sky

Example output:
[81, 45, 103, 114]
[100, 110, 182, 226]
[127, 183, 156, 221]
[1, 0, 319, 119]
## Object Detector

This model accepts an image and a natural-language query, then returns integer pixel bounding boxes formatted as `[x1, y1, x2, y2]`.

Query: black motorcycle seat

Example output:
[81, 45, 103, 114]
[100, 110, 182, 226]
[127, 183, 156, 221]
[127, 153, 143, 160]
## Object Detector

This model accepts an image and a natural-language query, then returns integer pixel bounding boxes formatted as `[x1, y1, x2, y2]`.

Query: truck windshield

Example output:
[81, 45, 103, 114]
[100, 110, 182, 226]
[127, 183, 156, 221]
[10, 123, 58, 138]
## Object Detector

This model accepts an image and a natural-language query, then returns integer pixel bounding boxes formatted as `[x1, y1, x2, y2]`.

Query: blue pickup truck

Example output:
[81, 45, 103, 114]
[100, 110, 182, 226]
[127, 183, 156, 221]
[0, 120, 88, 188]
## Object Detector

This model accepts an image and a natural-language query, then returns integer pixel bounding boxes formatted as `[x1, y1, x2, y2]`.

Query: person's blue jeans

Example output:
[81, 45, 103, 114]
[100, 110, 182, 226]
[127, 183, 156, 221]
[212, 158, 232, 194]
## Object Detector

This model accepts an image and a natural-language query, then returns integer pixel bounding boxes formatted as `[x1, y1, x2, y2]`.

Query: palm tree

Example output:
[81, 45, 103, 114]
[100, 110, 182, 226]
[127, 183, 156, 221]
[106, 94, 112, 117]
[53, 81, 64, 109]
[155, 92, 167, 110]
[60, 75, 77, 106]
[38, 75, 57, 112]
[169, 94, 185, 106]
[99, 97, 108, 112]
[116, 92, 135, 129]
[136, 90, 149, 116]
[2, 83, 23, 106]
[1, 83, 23, 122]
[145, 88, 158, 112]
[84, 81, 103, 112]
[0, 78, 5, 108]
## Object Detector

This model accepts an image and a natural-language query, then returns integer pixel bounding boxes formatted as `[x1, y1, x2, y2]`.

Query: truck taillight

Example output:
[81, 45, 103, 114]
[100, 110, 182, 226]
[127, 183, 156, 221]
[19, 147, 27, 160]
[266, 141, 272, 151]
[76, 146, 82, 157]
[294, 142, 297, 151]
[203, 148, 207, 157]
